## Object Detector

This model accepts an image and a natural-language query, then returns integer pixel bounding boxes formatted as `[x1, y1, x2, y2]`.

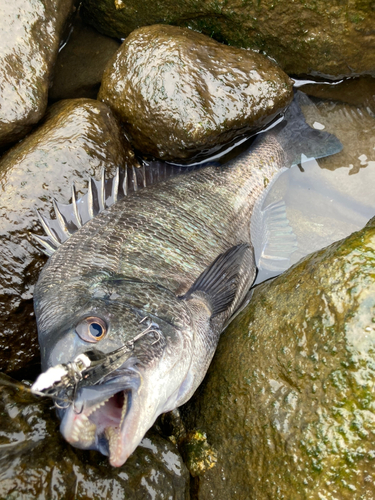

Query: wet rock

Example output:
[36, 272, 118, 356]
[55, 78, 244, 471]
[98, 25, 293, 161]
[181, 217, 375, 499]
[0, 99, 138, 375]
[0, 374, 190, 499]
[0, 0, 76, 148]
[299, 76, 375, 111]
[81, 0, 375, 78]
[49, 15, 121, 101]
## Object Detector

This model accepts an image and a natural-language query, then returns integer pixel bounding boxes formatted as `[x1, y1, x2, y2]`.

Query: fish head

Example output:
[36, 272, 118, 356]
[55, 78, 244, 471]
[34, 270, 195, 466]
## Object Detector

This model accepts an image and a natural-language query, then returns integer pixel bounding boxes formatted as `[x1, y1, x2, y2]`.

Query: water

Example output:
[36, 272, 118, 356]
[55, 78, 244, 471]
[255, 82, 375, 283]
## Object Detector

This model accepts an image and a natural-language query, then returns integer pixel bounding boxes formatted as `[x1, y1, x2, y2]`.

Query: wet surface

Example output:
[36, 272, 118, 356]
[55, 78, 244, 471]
[0, 99, 138, 374]
[0, 2, 373, 495]
[0, 0, 75, 147]
[49, 15, 121, 101]
[0, 374, 190, 500]
[81, 0, 375, 78]
[181, 217, 375, 499]
[98, 24, 293, 161]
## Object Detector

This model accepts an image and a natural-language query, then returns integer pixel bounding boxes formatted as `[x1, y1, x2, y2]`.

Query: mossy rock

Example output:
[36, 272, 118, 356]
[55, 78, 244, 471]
[181, 217, 375, 499]
[81, 0, 375, 78]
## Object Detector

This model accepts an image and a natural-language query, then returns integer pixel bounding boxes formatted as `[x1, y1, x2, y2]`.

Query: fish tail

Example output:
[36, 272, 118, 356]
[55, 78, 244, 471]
[272, 91, 342, 166]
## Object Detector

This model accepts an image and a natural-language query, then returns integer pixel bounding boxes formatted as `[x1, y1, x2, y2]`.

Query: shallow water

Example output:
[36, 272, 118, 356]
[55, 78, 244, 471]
[253, 82, 375, 283]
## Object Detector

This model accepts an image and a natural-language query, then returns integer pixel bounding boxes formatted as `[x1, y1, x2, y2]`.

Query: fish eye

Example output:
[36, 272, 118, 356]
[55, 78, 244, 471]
[76, 317, 107, 343]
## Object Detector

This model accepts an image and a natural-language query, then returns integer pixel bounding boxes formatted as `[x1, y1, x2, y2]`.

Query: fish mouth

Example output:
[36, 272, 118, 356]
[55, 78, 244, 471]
[59, 375, 142, 466]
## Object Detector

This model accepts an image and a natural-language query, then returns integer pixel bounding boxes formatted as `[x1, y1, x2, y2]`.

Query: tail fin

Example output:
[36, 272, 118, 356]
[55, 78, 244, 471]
[272, 91, 342, 166]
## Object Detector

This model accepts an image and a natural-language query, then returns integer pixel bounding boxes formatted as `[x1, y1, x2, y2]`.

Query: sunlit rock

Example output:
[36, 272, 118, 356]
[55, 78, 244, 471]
[81, 0, 375, 78]
[181, 217, 375, 499]
[0, 0, 75, 147]
[0, 99, 138, 375]
[98, 24, 293, 161]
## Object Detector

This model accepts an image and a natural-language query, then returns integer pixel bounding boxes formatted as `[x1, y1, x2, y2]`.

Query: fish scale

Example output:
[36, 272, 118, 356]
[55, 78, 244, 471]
[32, 93, 343, 466]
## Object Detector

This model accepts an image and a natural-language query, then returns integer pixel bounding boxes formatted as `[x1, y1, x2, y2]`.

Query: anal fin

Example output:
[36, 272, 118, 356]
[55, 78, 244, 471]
[251, 200, 298, 283]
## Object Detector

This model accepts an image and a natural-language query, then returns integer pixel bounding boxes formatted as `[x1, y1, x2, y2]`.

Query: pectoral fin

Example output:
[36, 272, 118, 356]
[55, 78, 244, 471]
[181, 243, 251, 317]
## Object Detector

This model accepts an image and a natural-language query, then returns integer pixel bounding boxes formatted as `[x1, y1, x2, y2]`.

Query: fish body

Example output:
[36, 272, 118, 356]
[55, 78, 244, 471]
[33, 94, 341, 466]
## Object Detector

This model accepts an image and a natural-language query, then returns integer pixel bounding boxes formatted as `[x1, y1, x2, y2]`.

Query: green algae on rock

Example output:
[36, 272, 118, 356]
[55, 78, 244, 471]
[0, 99, 138, 375]
[0, 0, 75, 148]
[181, 217, 375, 499]
[98, 24, 293, 161]
[0, 374, 190, 499]
[81, 0, 375, 78]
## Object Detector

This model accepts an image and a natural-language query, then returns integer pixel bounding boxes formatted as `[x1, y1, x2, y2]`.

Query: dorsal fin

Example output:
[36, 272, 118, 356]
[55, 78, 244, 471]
[31, 162, 198, 256]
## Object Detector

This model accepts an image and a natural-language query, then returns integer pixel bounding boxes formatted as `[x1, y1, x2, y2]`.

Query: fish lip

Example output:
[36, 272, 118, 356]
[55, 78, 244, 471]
[59, 371, 141, 457]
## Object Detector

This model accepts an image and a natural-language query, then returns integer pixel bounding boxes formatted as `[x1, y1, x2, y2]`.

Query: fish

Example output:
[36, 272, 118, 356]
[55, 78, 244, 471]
[31, 92, 342, 467]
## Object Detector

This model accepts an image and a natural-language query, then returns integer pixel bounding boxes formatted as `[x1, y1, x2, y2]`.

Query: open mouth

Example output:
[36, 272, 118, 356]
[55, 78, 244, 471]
[61, 387, 133, 464]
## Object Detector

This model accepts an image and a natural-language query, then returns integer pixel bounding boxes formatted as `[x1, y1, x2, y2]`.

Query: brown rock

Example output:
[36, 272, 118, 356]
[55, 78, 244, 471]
[0, 0, 75, 147]
[98, 25, 293, 161]
[81, 0, 375, 78]
[0, 99, 138, 375]
[49, 15, 121, 101]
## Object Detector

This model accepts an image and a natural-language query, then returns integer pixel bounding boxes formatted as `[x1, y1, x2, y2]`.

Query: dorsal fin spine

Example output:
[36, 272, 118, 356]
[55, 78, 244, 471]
[35, 209, 61, 248]
[99, 167, 105, 211]
[123, 167, 128, 196]
[71, 183, 82, 228]
[52, 199, 72, 238]
[132, 165, 138, 192]
[88, 178, 94, 219]
[112, 167, 120, 205]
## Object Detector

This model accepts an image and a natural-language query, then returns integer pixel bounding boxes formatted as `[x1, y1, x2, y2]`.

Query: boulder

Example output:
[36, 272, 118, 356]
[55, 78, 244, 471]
[0, 99, 138, 375]
[0, 374, 190, 499]
[181, 217, 375, 499]
[98, 25, 293, 161]
[0, 0, 75, 147]
[81, 0, 375, 78]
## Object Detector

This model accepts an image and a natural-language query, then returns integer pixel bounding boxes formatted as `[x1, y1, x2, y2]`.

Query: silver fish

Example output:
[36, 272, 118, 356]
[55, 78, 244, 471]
[32, 94, 341, 466]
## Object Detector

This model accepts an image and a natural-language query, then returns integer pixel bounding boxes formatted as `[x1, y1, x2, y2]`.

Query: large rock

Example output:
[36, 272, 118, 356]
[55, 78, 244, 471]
[0, 0, 75, 147]
[81, 0, 375, 78]
[181, 217, 375, 499]
[98, 25, 293, 161]
[0, 99, 138, 376]
[0, 374, 190, 499]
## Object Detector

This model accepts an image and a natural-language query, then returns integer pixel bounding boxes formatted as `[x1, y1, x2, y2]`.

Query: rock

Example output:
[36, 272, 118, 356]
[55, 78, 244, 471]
[299, 76, 375, 111]
[0, 0, 76, 148]
[81, 0, 375, 78]
[98, 25, 293, 161]
[0, 99, 138, 376]
[49, 15, 121, 101]
[0, 374, 190, 499]
[181, 217, 375, 499]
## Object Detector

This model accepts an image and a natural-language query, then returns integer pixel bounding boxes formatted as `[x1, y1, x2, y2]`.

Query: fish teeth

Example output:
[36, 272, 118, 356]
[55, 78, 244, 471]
[105, 426, 120, 457]
[119, 392, 128, 428]
[85, 397, 110, 417]
[69, 416, 96, 446]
